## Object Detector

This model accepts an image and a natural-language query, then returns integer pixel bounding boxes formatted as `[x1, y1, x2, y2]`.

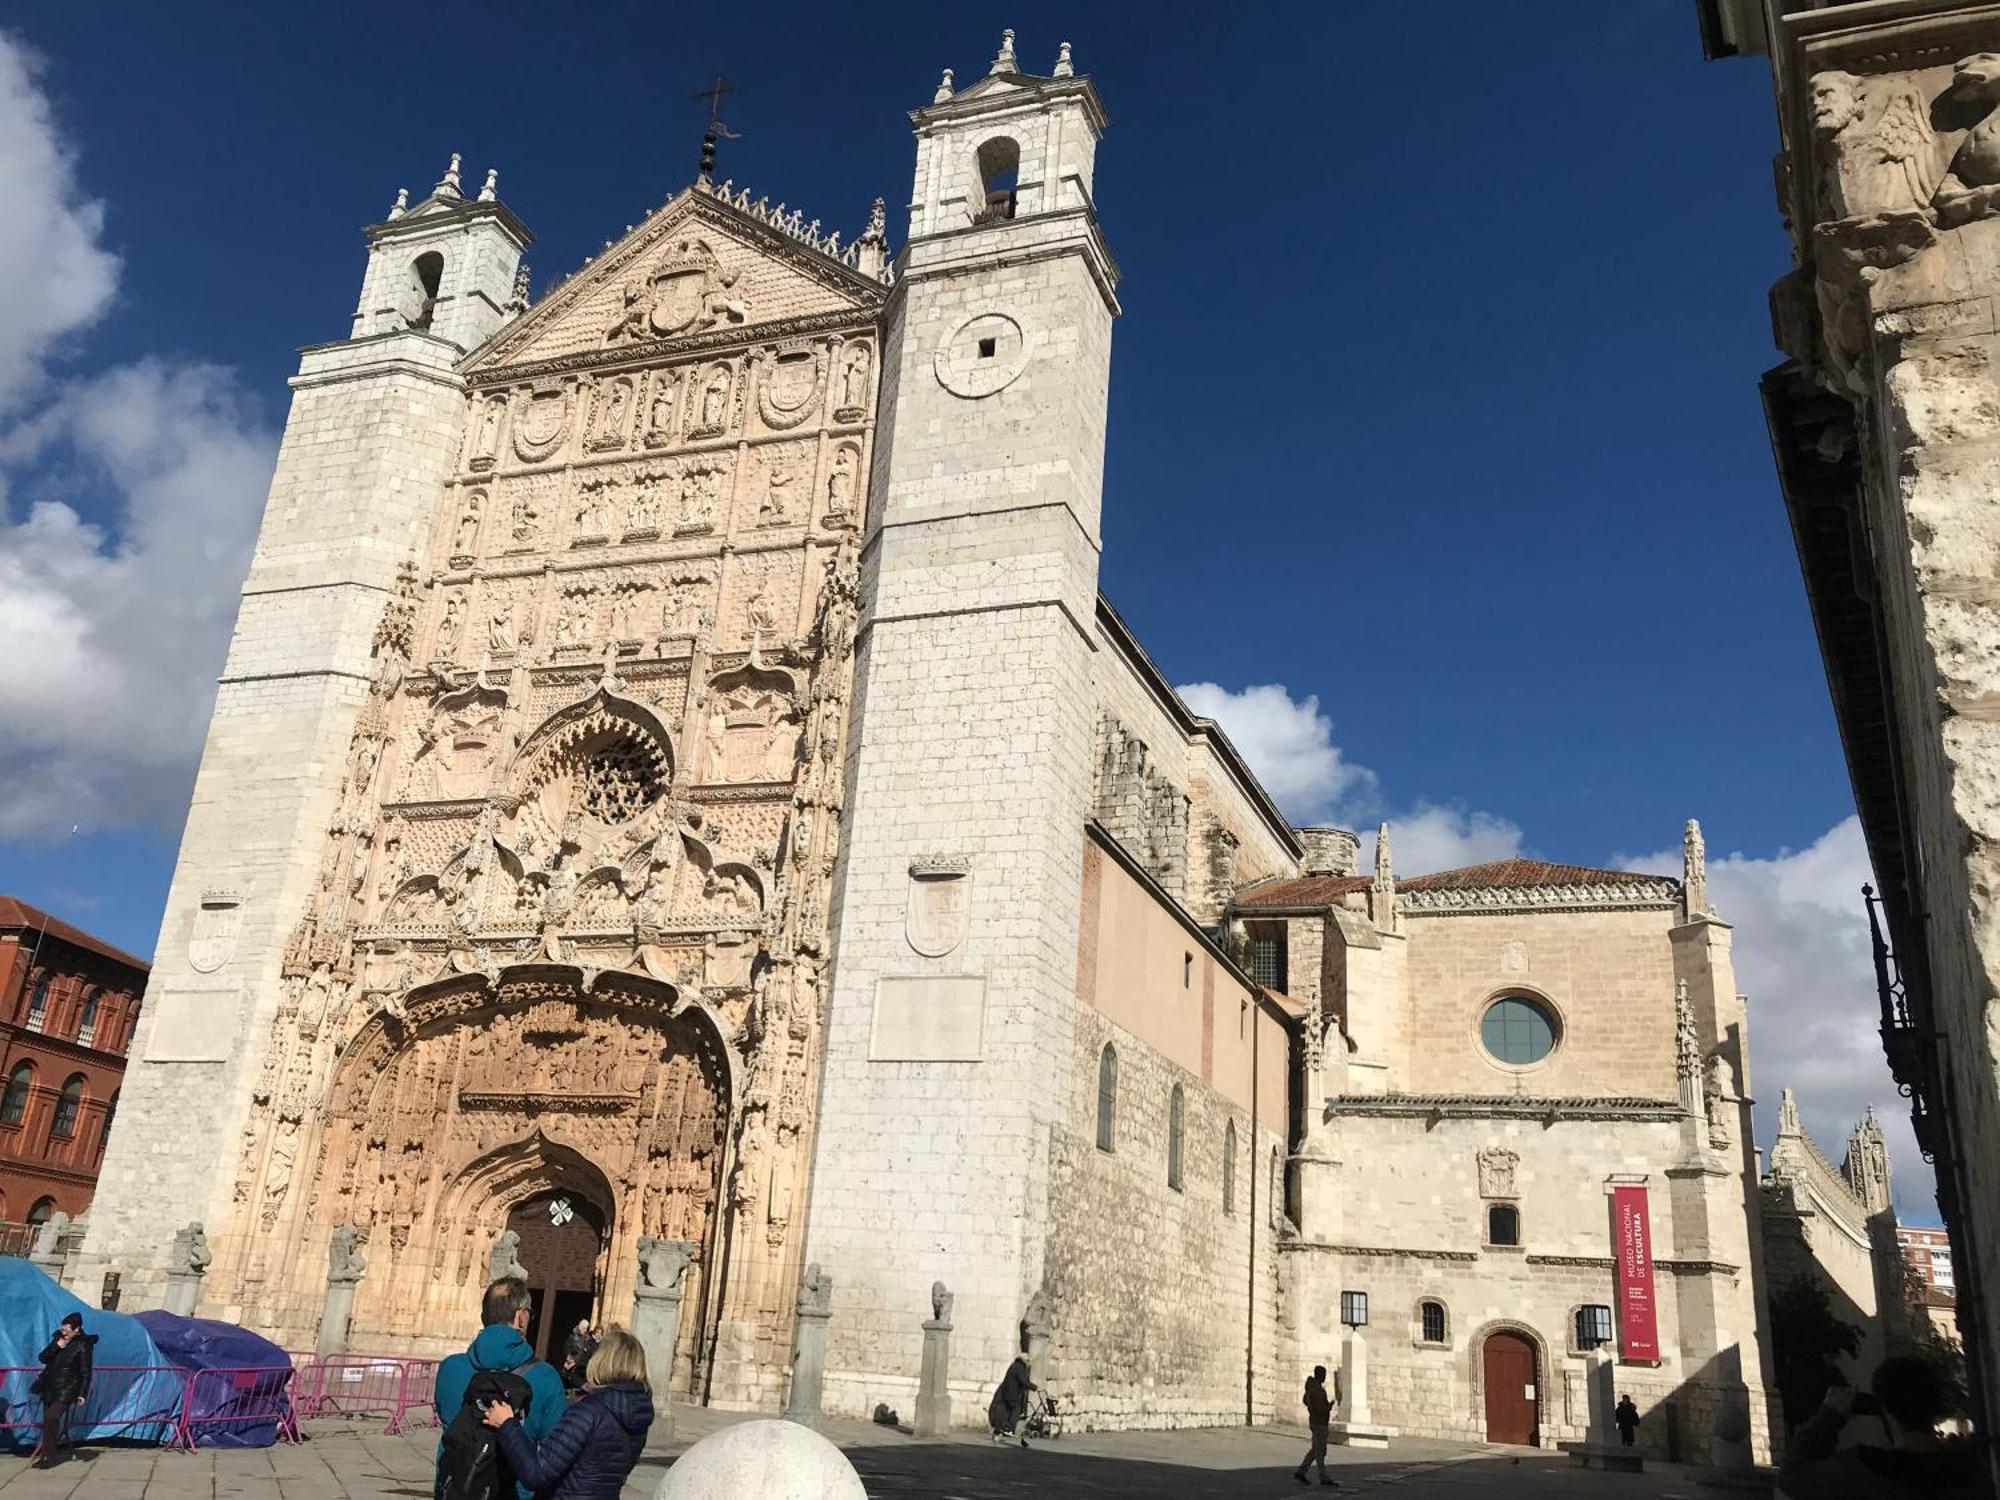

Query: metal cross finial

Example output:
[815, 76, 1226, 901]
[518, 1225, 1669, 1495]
[695, 74, 742, 182]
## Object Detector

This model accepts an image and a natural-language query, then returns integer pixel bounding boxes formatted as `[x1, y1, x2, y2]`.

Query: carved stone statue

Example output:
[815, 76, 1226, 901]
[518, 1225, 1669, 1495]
[1704, 1052, 1738, 1148]
[637, 1236, 695, 1294]
[929, 1280, 953, 1327]
[489, 1227, 529, 1282]
[1808, 70, 1941, 223]
[172, 1220, 213, 1275]
[797, 1262, 833, 1317]
[700, 369, 730, 430]
[840, 345, 870, 411]
[30, 1211, 70, 1261]
[759, 467, 796, 525]
[455, 497, 482, 557]
[488, 602, 517, 654]
[1935, 54, 2000, 222]
[437, 595, 465, 658]
[327, 1222, 367, 1284]
[825, 446, 857, 518]
[510, 490, 541, 543]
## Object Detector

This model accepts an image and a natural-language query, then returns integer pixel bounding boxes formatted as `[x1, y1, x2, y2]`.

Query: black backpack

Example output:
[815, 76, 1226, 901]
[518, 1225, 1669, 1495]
[437, 1359, 535, 1500]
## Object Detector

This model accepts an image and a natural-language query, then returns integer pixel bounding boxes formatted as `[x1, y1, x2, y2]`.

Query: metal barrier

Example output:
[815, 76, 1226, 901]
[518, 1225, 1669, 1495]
[292, 1353, 437, 1436]
[179, 1364, 301, 1449]
[0, 1364, 184, 1448]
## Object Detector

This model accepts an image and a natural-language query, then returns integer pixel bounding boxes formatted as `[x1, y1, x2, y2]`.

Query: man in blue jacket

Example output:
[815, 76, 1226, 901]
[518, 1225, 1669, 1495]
[434, 1277, 567, 1500]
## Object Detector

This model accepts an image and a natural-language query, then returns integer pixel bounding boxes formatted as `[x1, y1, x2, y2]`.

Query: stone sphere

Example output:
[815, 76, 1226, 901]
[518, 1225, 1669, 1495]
[655, 1419, 868, 1500]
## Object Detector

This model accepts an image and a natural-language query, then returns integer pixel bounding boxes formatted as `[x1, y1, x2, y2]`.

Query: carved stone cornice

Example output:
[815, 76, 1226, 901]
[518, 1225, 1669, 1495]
[1329, 1094, 1683, 1124]
[457, 1090, 640, 1113]
[1281, 1241, 1479, 1263]
[1398, 877, 1679, 917]
[472, 308, 882, 390]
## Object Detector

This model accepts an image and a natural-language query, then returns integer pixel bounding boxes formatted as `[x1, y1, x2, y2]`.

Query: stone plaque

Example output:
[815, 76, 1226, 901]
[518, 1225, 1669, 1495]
[187, 889, 244, 974]
[143, 980, 240, 1063]
[869, 976, 986, 1062]
[934, 311, 1029, 399]
[906, 858, 971, 958]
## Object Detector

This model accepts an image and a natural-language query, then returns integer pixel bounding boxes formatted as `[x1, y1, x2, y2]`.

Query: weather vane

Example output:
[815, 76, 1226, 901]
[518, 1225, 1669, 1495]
[696, 74, 741, 182]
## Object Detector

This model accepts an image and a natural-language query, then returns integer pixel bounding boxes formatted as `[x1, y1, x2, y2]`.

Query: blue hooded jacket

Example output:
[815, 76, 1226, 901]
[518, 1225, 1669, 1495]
[434, 1324, 567, 1500]
[494, 1380, 653, 1500]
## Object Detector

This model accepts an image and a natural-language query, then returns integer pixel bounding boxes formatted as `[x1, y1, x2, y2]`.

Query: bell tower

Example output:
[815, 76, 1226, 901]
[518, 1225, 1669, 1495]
[803, 31, 1118, 1411]
[83, 158, 531, 1307]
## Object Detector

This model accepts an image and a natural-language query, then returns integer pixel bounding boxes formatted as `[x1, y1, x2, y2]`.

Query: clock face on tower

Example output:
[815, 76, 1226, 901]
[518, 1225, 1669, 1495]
[934, 310, 1029, 398]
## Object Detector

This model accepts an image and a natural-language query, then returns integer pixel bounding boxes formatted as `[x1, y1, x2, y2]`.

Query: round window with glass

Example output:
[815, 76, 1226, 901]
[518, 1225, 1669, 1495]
[1480, 995, 1559, 1066]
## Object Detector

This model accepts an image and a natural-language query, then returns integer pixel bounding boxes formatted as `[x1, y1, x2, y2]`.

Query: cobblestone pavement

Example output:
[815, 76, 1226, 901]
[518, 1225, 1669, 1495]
[0, 1410, 1730, 1498]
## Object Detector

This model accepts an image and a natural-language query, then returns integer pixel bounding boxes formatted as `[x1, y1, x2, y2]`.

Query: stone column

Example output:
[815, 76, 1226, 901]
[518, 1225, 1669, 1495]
[782, 1263, 832, 1425]
[1586, 1346, 1616, 1440]
[162, 1221, 212, 1316]
[1020, 1287, 1052, 1372]
[633, 1239, 695, 1442]
[315, 1224, 367, 1356]
[1330, 1327, 1392, 1447]
[27, 1213, 70, 1287]
[914, 1281, 953, 1439]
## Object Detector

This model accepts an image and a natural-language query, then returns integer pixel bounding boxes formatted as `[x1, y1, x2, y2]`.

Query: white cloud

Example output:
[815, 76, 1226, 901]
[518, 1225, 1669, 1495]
[1368, 803, 1524, 875]
[1624, 818, 1933, 1216]
[1177, 680, 1522, 873]
[0, 33, 276, 838]
[1179, 681, 1375, 822]
[0, 33, 118, 413]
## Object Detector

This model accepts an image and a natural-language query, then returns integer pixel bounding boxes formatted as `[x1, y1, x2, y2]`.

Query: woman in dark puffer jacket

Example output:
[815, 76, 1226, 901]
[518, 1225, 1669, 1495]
[483, 1325, 653, 1500]
[30, 1312, 96, 1467]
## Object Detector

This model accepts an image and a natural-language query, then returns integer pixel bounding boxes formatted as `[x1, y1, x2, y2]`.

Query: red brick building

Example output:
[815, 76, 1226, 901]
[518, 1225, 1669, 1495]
[0, 898, 148, 1229]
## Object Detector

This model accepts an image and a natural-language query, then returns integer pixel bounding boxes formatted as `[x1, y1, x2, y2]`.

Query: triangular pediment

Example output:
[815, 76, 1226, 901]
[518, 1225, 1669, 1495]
[470, 188, 886, 376]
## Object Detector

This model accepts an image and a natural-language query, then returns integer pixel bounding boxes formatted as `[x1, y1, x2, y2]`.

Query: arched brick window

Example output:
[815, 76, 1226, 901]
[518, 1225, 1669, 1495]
[1, 1063, 32, 1126]
[24, 974, 49, 1033]
[77, 986, 102, 1047]
[50, 1074, 85, 1138]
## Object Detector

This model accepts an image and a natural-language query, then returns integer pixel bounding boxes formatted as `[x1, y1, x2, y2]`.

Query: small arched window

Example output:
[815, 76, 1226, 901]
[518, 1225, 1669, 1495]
[1167, 1085, 1186, 1191]
[76, 986, 102, 1047]
[24, 974, 49, 1032]
[1419, 1300, 1448, 1345]
[25, 1197, 56, 1227]
[99, 1090, 119, 1156]
[50, 1075, 85, 1138]
[1223, 1120, 1238, 1214]
[408, 251, 445, 332]
[975, 136, 1020, 223]
[1096, 1044, 1117, 1153]
[1487, 1203, 1520, 1247]
[1, 1063, 32, 1126]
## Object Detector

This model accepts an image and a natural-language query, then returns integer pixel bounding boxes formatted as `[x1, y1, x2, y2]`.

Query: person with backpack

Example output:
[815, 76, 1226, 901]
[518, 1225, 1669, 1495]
[434, 1277, 567, 1500]
[480, 1325, 654, 1500]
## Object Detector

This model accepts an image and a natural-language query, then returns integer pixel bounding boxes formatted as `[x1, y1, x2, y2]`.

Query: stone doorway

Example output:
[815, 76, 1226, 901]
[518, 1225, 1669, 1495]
[507, 1189, 608, 1365]
[1481, 1330, 1540, 1445]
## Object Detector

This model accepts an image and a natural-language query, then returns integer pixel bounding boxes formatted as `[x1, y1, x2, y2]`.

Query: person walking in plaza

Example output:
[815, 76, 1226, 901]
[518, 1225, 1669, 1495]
[480, 1325, 654, 1500]
[1293, 1364, 1340, 1487]
[28, 1312, 94, 1468]
[435, 1277, 567, 1500]
[987, 1353, 1036, 1446]
[561, 1319, 599, 1393]
[1614, 1393, 1640, 1448]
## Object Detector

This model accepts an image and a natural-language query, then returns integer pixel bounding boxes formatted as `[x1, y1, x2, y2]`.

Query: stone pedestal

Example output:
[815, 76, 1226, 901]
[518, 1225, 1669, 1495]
[1586, 1347, 1616, 1440]
[28, 1212, 72, 1288]
[163, 1270, 203, 1316]
[914, 1283, 953, 1439]
[634, 1238, 696, 1444]
[316, 1223, 367, 1356]
[1329, 1328, 1395, 1447]
[782, 1264, 831, 1425]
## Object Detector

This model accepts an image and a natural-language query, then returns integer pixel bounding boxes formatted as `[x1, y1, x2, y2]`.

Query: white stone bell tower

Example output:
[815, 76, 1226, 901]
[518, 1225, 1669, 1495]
[802, 31, 1118, 1413]
[82, 159, 530, 1305]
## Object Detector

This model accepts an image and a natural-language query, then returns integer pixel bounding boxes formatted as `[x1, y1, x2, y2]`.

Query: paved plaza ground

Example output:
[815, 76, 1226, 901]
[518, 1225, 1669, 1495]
[0, 1407, 1742, 1498]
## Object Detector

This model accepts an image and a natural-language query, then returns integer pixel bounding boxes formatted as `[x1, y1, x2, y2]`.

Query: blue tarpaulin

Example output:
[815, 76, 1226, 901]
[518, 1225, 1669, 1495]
[0, 1256, 179, 1447]
[133, 1311, 292, 1448]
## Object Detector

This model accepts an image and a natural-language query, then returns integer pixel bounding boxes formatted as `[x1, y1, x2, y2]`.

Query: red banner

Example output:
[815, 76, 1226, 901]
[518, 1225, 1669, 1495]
[1613, 1185, 1659, 1362]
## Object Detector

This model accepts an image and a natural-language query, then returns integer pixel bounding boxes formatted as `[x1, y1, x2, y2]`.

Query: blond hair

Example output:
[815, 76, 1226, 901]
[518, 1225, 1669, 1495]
[585, 1325, 650, 1391]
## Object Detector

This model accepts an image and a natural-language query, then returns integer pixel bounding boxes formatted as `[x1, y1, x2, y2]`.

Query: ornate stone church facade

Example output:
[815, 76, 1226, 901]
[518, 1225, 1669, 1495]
[82, 32, 1777, 1456]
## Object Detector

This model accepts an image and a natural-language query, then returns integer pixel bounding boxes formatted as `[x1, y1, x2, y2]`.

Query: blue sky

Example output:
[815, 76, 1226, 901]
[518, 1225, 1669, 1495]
[0, 5, 1928, 1212]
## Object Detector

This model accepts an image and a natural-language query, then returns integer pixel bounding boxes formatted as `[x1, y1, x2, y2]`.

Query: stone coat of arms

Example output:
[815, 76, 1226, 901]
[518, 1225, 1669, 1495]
[906, 858, 971, 958]
[188, 892, 244, 974]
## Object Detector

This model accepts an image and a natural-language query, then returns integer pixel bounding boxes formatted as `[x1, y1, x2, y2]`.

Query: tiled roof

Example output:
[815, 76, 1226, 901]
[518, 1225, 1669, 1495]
[0, 897, 150, 972]
[1235, 858, 1677, 911]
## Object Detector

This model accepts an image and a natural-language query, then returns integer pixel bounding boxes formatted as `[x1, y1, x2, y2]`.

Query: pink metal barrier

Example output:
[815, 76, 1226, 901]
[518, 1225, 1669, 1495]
[0, 1364, 185, 1447]
[178, 1365, 300, 1449]
[292, 1353, 437, 1436]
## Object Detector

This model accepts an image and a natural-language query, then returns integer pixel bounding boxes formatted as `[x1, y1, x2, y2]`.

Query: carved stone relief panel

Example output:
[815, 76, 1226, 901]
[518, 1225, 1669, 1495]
[724, 553, 802, 651]
[494, 472, 560, 553]
[700, 664, 803, 786]
[743, 440, 815, 531]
